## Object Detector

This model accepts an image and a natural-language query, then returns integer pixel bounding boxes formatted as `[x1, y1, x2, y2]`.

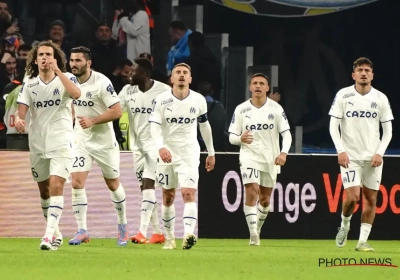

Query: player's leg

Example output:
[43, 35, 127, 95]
[256, 172, 276, 240]
[69, 148, 92, 245]
[240, 166, 261, 245]
[96, 146, 128, 247]
[355, 162, 382, 251]
[133, 152, 165, 244]
[178, 162, 199, 250]
[336, 161, 362, 248]
[157, 164, 177, 249]
[41, 156, 72, 250]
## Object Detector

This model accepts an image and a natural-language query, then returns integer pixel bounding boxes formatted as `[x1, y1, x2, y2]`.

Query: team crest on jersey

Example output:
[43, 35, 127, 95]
[128, 87, 138, 95]
[268, 114, 274, 120]
[161, 98, 173, 105]
[190, 107, 196, 114]
[53, 88, 60, 95]
[343, 93, 355, 99]
[152, 99, 156, 105]
[371, 102, 377, 109]
[106, 84, 115, 95]
[86, 92, 92, 98]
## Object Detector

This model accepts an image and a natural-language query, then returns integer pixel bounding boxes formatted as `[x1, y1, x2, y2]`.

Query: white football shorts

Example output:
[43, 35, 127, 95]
[72, 145, 120, 179]
[155, 158, 200, 190]
[340, 160, 382, 191]
[133, 150, 157, 182]
[240, 166, 277, 188]
[29, 149, 73, 182]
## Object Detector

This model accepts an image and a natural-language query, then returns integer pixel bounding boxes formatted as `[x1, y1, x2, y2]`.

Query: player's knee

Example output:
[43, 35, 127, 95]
[181, 189, 195, 203]
[105, 178, 120, 191]
[259, 195, 271, 208]
[142, 178, 155, 190]
[72, 177, 85, 189]
[163, 189, 175, 205]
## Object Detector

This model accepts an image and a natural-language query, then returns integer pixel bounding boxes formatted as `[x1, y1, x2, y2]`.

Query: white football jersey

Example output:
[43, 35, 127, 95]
[119, 80, 171, 153]
[17, 73, 76, 154]
[329, 85, 394, 161]
[229, 98, 290, 173]
[73, 70, 119, 150]
[149, 89, 208, 165]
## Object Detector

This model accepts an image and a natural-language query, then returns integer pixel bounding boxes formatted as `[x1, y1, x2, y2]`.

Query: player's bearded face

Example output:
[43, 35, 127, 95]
[352, 65, 373, 86]
[71, 62, 88, 77]
[250, 77, 269, 98]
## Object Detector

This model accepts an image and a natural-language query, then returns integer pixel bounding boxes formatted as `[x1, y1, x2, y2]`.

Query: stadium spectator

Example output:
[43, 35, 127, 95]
[0, 1, 18, 40]
[2, 36, 18, 54]
[89, 23, 125, 77]
[112, 0, 150, 63]
[0, 52, 16, 91]
[197, 81, 227, 152]
[186, 31, 222, 96]
[138, 52, 169, 84]
[17, 43, 31, 59]
[166, 21, 192, 75]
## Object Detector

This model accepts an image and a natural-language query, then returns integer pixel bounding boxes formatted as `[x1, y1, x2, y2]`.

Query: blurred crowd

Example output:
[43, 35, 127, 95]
[0, 0, 281, 152]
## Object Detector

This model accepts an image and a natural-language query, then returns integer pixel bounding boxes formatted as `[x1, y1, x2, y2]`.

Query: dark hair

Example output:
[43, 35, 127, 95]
[197, 81, 213, 96]
[188, 31, 205, 48]
[70, 46, 92, 60]
[250, 73, 269, 84]
[353, 57, 373, 71]
[173, 62, 191, 72]
[18, 44, 32, 53]
[139, 52, 153, 63]
[134, 57, 153, 77]
[170, 21, 187, 31]
[25, 40, 67, 78]
[116, 58, 133, 70]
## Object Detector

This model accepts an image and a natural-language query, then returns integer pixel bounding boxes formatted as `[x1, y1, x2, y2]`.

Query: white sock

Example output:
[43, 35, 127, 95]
[244, 205, 258, 236]
[110, 184, 127, 225]
[162, 204, 175, 240]
[72, 188, 88, 231]
[359, 223, 372, 243]
[341, 213, 352, 229]
[256, 203, 270, 233]
[41, 198, 62, 238]
[139, 189, 156, 238]
[44, 196, 64, 240]
[150, 202, 162, 234]
[183, 202, 197, 235]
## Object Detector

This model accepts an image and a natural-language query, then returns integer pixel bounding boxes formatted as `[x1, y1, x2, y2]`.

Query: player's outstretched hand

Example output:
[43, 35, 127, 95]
[48, 57, 60, 72]
[338, 152, 350, 168]
[371, 154, 383, 167]
[15, 118, 26, 133]
[241, 130, 253, 144]
[275, 152, 287, 166]
[78, 116, 93, 129]
[159, 147, 172, 163]
[205, 155, 215, 172]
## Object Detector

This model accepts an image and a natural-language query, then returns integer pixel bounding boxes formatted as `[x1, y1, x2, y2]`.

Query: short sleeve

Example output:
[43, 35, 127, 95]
[277, 106, 290, 133]
[149, 95, 163, 125]
[228, 107, 242, 136]
[380, 96, 394, 123]
[16, 79, 31, 108]
[100, 77, 120, 108]
[118, 87, 127, 112]
[328, 92, 344, 119]
[197, 96, 208, 123]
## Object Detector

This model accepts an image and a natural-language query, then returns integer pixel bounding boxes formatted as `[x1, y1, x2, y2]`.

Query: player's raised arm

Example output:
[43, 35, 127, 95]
[50, 64, 81, 99]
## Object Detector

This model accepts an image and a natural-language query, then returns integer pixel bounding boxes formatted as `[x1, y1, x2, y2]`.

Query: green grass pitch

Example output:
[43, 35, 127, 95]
[0, 239, 399, 280]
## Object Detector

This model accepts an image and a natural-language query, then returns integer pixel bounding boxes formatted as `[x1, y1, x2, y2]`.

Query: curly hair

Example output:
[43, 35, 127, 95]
[25, 40, 67, 78]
